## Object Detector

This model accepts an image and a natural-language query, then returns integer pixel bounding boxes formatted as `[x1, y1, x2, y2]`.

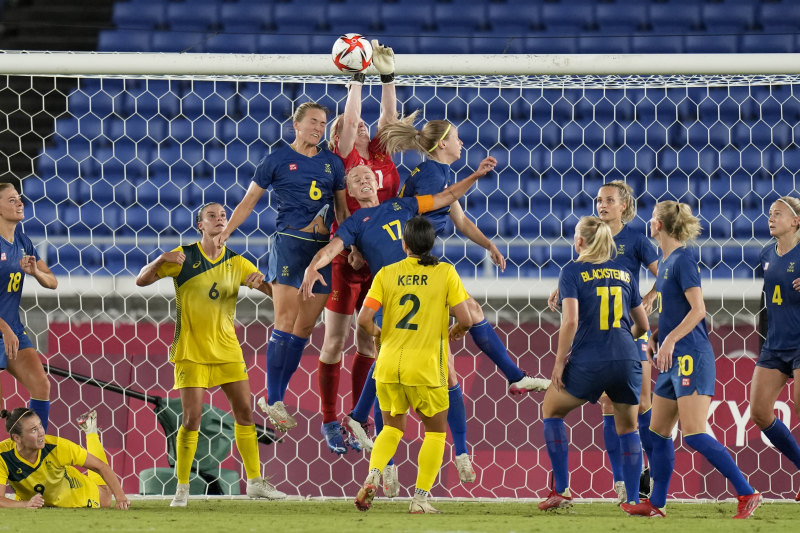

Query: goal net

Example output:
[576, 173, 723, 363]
[1, 52, 797, 500]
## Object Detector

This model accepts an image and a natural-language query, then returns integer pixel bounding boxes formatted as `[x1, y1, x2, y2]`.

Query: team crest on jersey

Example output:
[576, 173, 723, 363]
[617, 244, 625, 255]
[663, 268, 669, 279]
[789, 262, 795, 273]
[324, 163, 331, 173]
[391, 202, 401, 211]
[289, 163, 297, 171]
[682, 378, 691, 387]
[282, 266, 290, 277]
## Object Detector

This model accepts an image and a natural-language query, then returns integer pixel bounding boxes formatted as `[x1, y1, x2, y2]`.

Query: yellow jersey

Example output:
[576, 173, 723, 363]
[157, 243, 259, 365]
[0, 435, 100, 508]
[365, 256, 469, 387]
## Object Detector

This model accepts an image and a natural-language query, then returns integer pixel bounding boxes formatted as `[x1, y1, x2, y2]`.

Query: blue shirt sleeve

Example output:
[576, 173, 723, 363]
[18, 230, 39, 260]
[331, 154, 346, 191]
[335, 216, 358, 249]
[252, 152, 276, 190]
[636, 233, 658, 269]
[558, 264, 579, 301]
[675, 252, 702, 293]
[629, 271, 643, 308]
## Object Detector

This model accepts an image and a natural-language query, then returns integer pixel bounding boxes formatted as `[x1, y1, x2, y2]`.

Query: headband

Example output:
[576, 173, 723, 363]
[8, 409, 33, 434]
[427, 124, 451, 153]
[777, 198, 799, 218]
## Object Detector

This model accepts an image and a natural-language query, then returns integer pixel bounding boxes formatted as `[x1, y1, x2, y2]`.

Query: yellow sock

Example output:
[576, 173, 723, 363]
[368, 425, 404, 472]
[234, 423, 261, 480]
[176, 426, 199, 485]
[86, 432, 108, 486]
[415, 431, 446, 492]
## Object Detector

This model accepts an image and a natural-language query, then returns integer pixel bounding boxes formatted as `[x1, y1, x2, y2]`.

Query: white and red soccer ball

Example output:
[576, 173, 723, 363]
[331, 33, 373, 73]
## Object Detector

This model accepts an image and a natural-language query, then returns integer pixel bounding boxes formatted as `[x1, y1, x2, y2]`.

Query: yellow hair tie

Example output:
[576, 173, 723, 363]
[427, 123, 451, 153]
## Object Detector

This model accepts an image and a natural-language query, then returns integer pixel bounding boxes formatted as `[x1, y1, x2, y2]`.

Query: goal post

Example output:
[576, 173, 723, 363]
[2, 51, 797, 500]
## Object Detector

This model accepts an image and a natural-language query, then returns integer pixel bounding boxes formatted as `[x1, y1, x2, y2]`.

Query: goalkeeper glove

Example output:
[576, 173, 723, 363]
[370, 39, 395, 83]
[348, 72, 366, 88]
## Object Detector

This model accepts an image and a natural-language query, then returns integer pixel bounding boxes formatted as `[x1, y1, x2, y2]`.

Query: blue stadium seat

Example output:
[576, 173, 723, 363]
[379, 4, 433, 33]
[526, 36, 577, 54]
[685, 34, 738, 54]
[541, 2, 595, 34]
[759, 3, 800, 33]
[326, 2, 380, 34]
[649, 3, 702, 33]
[595, 3, 647, 34]
[151, 31, 208, 53]
[577, 35, 630, 54]
[97, 29, 152, 52]
[419, 34, 471, 54]
[487, 2, 541, 34]
[113, 1, 165, 30]
[433, 3, 486, 33]
[273, 3, 326, 33]
[205, 33, 258, 54]
[257, 33, 311, 54]
[701, 3, 757, 33]
[166, 1, 219, 32]
[371, 34, 417, 54]
[631, 35, 684, 54]
[740, 33, 795, 53]
[220, 1, 273, 33]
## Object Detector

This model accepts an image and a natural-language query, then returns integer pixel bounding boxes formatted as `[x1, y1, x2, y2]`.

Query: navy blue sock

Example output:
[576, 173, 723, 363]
[619, 430, 643, 505]
[648, 430, 674, 509]
[28, 399, 50, 432]
[543, 418, 569, 494]
[638, 409, 653, 466]
[603, 414, 624, 482]
[684, 433, 754, 496]
[279, 334, 308, 401]
[266, 330, 290, 405]
[447, 384, 468, 456]
[469, 319, 524, 383]
[351, 363, 376, 423]
[372, 397, 393, 466]
[762, 417, 800, 469]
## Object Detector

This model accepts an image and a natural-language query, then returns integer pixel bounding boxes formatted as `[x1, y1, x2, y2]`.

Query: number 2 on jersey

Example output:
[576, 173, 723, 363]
[395, 294, 420, 330]
[596, 286, 622, 330]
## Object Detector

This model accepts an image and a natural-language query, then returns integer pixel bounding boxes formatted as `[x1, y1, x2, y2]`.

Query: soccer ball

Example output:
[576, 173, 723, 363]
[331, 33, 373, 73]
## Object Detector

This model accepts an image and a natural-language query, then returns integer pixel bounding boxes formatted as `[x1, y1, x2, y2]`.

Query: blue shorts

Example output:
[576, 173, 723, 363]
[563, 359, 642, 405]
[268, 229, 331, 293]
[756, 347, 800, 377]
[654, 349, 716, 400]
[0, 330, 35, 369]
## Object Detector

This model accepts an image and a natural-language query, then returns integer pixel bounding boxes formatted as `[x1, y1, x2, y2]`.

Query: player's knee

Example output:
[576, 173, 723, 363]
[749, 405, 774, 429]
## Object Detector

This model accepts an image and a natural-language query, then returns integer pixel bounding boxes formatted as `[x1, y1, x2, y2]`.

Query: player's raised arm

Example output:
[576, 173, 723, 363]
[135, 249, 185, 287]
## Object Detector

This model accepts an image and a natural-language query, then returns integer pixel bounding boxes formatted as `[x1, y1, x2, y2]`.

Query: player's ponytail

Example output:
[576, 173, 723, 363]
[328, 114, 343, 151]
[1, 407, 36, 437]
[576, 216, 615, 264]
[601, 180, 636, 223]
[776, 196, 800, 246]
[403, 216, 439, 266]
[380, 111, 454, 156]
[654, 200, 702, 243]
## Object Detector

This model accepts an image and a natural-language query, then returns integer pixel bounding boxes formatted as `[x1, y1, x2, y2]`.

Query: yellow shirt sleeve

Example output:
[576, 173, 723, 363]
[446, 264, 470, 308]
[364, 267, 385, 307]
[236, 255, 259, 285]
[156, 246, 184, 279]
[54, 436, 88, 467]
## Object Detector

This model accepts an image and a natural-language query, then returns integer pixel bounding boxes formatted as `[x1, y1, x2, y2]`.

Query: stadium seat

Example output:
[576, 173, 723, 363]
[595, 3, 647, 34]
[526, 36, 578, 54]
[486, 2, 541, 34]
[684, 34, 738, 54]
[112, 1, 165, 30]
[325, 2, 381, 34]
[759, 2, 800, 33]
[433, 3, 486, 34]
[257, 33, 311, 54]
[471, 35, 526, 54]
[631, 35, 684, 54]
[98, 29, 152, 52]
[205, 33, 258, 54]
[701, 3, 757, 33]
[273, 3, 326, 33]
[220, 1, 273, 33]
[739, 33, 795, 53]
[419, 35, 471, 54]
[577, 35, 630, 54]
[541, 2, 595, 34]
[151, 31, 208, 53]
[649, 3, 702, 33]
[166, 1, 220, 32]
[379, 4, 433, 33]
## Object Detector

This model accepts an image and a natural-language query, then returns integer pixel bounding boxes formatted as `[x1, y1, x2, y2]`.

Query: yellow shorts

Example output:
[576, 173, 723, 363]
[173, 360, 248, 389]
[376, 382, 449, 418]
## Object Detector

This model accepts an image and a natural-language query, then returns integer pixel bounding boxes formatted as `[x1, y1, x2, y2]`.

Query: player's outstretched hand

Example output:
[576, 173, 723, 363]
[475, 156, 497, 177]
[115, 498, 130, 510]
[25, 493, 44, 509]
[299, 267, 326, 300]
[488, 244, 506, 272]
[19, 255, 39, 276]
[371, 40, 395, 75]
[243, 271, 266, 289]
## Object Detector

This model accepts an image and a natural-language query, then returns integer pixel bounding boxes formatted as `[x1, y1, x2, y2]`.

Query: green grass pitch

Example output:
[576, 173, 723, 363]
[13, 499, 800, 533]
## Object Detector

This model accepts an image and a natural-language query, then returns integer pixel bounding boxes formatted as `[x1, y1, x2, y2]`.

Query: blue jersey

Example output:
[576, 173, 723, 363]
[399, 160, 453, 236]
[335, 197, 421, 273]
[253, 144, 345, 232]
[613, 225, 658, 281]
[760, 242, 800, 351]
[559, 259, 642, 364]
[655, 247, 712, 359]
[0, 228, 39, 335]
